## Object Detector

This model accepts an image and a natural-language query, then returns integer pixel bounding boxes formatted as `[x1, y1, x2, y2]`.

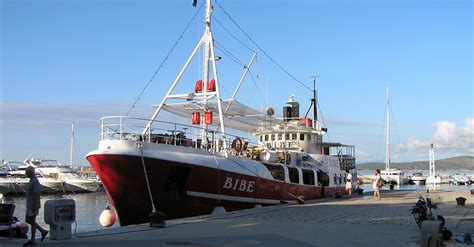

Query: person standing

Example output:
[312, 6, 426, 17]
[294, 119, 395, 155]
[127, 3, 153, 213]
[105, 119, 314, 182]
[345, 170, 353, 198]
[24, 166, 48, 246]
[373, 169, 382, 200]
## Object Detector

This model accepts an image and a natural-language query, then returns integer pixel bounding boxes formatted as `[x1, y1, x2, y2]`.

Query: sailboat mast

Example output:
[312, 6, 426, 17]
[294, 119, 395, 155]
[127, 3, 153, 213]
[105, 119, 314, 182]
[70, 122, 75, 167]
[385, 87, 390, 170]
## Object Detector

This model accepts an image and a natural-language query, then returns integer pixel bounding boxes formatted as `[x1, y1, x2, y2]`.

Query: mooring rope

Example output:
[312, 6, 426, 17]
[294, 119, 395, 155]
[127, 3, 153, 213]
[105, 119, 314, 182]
[136, 142, 157, 213]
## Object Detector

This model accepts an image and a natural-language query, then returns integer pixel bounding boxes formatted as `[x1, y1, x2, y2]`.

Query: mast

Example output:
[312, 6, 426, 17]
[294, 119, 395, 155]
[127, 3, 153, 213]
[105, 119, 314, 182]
[70, 122, 75, 167]
[385, 87, 390, 170]
[141, 0, 227, 150]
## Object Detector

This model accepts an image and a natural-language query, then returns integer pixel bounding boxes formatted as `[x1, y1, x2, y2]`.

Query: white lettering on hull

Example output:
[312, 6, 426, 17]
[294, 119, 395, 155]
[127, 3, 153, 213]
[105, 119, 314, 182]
[222, 177, 255, 192]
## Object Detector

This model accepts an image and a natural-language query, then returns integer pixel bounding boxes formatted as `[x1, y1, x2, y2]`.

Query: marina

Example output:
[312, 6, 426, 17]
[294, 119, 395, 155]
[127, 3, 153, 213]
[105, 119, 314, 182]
[1, 0, 472, 246]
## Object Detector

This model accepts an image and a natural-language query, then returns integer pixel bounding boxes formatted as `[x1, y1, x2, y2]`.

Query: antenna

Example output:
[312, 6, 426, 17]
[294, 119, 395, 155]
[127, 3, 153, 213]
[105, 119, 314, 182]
[310, 75, 319, 128]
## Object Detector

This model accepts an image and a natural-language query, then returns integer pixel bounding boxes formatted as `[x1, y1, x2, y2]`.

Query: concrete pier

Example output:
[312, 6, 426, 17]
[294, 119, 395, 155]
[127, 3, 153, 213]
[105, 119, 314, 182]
[1, 190, 472, 246]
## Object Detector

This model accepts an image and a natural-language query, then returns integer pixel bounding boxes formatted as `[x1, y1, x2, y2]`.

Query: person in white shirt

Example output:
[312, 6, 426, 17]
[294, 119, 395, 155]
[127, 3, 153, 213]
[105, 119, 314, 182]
[373, 169, 382, 200]
[345, 170, 353, 198]
[24, 166, 48, 245]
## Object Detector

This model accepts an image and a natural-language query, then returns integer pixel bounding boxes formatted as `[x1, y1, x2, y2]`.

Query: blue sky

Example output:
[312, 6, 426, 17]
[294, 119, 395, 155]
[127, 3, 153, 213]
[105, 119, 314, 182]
[1, 0, 472, 165]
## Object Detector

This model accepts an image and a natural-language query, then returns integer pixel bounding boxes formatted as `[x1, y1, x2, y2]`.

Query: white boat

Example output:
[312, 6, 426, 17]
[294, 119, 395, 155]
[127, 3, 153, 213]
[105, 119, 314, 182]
[449, 174, 471, 185]
[0, 161, 62, 194]
[7, 163, 63, 194]
[381, 169, 408, 185]
[26, 158, 100, 193]
[410, 172, 426, 185]
[380, 88, 408, 185]
[86, 0, 358, 226]
[0, 162, 29, 195]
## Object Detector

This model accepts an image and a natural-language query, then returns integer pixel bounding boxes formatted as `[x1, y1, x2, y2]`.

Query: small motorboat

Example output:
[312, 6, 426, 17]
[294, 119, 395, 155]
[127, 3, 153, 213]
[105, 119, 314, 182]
[410, 172, 426, 185]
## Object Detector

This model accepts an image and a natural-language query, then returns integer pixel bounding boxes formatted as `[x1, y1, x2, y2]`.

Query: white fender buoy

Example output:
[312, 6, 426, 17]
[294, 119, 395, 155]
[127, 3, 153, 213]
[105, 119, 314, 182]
[211, 206, 226, 216]
[99, 205, 116, 227]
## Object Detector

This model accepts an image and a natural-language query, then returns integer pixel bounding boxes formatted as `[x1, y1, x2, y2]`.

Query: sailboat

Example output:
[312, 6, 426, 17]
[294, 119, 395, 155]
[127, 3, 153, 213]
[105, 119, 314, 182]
[380, 87, 408, 185]
[86, 0, 356, 226]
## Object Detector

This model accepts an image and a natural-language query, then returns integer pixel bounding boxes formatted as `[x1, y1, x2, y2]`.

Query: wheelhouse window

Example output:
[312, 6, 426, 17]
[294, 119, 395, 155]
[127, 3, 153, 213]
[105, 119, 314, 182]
[285, 133, 289, 140]
[288, 167, 299, 184]
[300, 134, 304, 141]
[317, 171, 329, 186]
[260, 136, 263, 142]
[264, 164, 285, 181]
[333, 174, 337, 184]
[265, 135, 269, 141]
[302, 169, 315, 185]
[277, 134, 282, 140]
[271, 134, 275, 141]
[291, 133, 297, 140]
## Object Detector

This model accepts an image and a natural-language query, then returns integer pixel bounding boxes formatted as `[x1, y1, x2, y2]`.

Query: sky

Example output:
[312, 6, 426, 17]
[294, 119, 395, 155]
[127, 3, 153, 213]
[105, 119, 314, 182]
[1, 0, 473, 166]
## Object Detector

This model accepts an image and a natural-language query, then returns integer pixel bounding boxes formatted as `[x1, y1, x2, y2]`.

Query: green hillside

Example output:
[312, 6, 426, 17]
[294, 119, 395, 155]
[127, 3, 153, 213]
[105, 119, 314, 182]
[357, 156, 474, 171]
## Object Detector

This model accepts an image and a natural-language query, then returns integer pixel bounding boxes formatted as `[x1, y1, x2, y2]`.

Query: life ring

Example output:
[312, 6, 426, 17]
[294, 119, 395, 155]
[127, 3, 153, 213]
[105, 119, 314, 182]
[231, 137, 243, 152]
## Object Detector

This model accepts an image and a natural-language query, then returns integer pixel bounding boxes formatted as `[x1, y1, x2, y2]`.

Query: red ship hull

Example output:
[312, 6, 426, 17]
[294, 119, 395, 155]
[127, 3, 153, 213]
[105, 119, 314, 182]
[87, 154, 346, 226]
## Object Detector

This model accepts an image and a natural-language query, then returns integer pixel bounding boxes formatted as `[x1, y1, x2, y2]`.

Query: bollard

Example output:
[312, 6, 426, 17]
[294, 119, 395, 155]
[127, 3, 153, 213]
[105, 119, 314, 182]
[149, 211, 166, 228]
[455, 197, 466, 206]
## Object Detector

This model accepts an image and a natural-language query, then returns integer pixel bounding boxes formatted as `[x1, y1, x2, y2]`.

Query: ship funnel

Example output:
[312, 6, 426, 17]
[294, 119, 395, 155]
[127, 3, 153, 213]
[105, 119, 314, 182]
[285, 95, 299, 120]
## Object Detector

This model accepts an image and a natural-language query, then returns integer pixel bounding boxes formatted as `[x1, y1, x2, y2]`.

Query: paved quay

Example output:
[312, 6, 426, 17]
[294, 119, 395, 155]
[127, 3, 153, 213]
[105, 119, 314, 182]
[1, 190, 472, 247]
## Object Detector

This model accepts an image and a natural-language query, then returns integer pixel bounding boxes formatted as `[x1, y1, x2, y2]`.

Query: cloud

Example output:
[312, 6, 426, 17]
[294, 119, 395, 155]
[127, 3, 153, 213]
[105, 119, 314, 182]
[0, 102, 152, 132]
[406, 118, 474, 154]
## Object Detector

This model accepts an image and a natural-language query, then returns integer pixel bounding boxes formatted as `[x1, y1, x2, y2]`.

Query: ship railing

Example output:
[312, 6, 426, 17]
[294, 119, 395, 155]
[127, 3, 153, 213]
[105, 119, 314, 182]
[317, 143, 356, 170]
[100, 116, 262, 155]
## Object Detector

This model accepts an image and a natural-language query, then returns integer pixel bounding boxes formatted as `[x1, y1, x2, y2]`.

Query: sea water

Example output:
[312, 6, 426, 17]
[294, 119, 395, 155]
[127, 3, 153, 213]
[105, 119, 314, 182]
[3, 191, 119, 238]
[359, 183, 474, 193]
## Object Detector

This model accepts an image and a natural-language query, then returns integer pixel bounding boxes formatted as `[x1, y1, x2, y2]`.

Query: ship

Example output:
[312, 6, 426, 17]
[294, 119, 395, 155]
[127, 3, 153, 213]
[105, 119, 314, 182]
[86, 0, 356, 226]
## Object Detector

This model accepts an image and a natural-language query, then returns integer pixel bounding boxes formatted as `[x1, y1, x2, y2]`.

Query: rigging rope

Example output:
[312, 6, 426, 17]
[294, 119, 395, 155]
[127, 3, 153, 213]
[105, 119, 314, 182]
[213, 16, 256, 53]
[125, 2, 204, 116]
[390, 103, 406, 163]
[317, 102, 331, 143]
[214, 41, 245, 67]
[214, 0, 312, 92]
[375, 110, 386, 163]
